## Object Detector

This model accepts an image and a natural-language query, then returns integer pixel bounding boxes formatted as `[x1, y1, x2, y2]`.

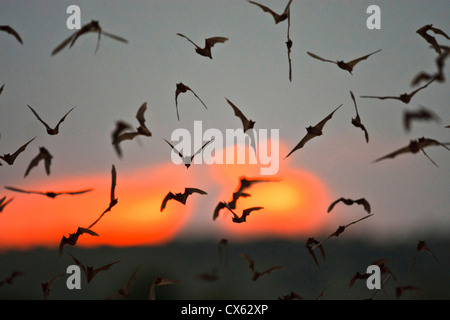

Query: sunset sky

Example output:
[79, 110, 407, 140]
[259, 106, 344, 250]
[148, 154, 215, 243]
[0, 0, 449, 252]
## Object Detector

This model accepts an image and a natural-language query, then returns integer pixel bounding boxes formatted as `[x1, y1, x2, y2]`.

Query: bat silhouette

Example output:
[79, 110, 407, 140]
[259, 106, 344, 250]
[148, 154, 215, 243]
[327, 197, 371, 214]
[107, 266, 140, 300]
[175, 82, 207, 121]
[149, 277, 180, 300]
[403, 105, 441, 132]
[241, 253, 285, 281]
[286, 11, 293, 82]
[27, 105, 75, 135]
[0, 25, 23, 44]
[111, 121, 134, 158]
[411, 45, 450, 86]
[410, 240, 442, 274]
[0, 271, 24, 287]
[160, 187, 207, 212]
[348, 258, 390, 288]
[307, 49, 381, 74]
[196, 268, 219, 283]
[4, 186, 93, 199]
[285, 104, 342, 159]
[446, 125, 450, 128]
[248, 0, 293, 24]
[222, 203, 264, 223]
[360, 78, 435, 104]
[416, 24, 450, 56]
[114, 102, 152, 144]
[305, 237, 326, 267]
[0, 84, 4, 95]
[177, 33, 228, 59]
[0, 196, 14, 213]
[278, 291, 304, 300]
[0, 136, 36, 165]
[373, 137, 450, 168]
[59, 227, 99, 257]
[41, 273, 65, 300]
[396, 286, 424, 299]
[52, 20, 128, 56]
[350, 91, 369, 143]
[225, 98, 256, 133]
[69, 254, 120, 283]
[164, 138, 214, 169]
[24, 147, 53, 177]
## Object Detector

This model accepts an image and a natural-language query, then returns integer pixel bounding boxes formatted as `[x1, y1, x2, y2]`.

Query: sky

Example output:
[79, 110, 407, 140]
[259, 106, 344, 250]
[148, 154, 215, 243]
[0, 0, 449, 252]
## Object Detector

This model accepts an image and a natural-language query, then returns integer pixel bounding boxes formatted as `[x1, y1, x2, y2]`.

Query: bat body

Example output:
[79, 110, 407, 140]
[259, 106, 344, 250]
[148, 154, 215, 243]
[416, 24, 450, 56]
[160, 187, 207, 212]
[177, 33, 228, 59]
[403, 106, 441, 132]
[0, 25, 23, 44]
[69, 254, 120, 283]
[27, 105, 75, 135]
[285, 104, 342, 158]
[0, 196, 14, 213]
[24, 147, 53, 177]
[5, 186, 93, 199]
[307, 49, 381, 74]
[175, 82, 207, 121]
[0, 137, 36, 165]
[164, 138, 213, 169]
[225, 98, 256, 133]
[248, 0, 293, 24]
[241, 253, 285, 281]
[59, 227, 99, 257]
[327, 197, 371, 214]
[350, 91, 369, 143]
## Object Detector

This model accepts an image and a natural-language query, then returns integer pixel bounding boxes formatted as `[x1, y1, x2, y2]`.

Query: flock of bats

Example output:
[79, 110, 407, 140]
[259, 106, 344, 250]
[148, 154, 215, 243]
[0, 0, 449, 300]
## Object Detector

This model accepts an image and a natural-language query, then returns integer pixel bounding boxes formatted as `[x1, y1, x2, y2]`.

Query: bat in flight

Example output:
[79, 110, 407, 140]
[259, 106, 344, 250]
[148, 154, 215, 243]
[160, 187, 208, 212]
[248, 0, 293, 24]
[111, 121, 134, 158]
[350, 91, 369, 143]
[278, 291, 304, 300]
[225, 98, 256, 133]
[416, 24, 450, 56]
[69, 254, 120, 283]
[4, 186, 93, 199]
[411, 45, 450, 86]
[41, 273, 65, 300]
[222, 204, 264, 223]
[59, 227, 99, 257]
[52, 20, 128, 56]
[175, 82, 207, 121]
[114, 102, 152, 144]
[0, 25, 23, 44]
[27, 105, 75, 135]
[107, 266, 140, 300]
[373, 137, 450, 168]
[0, 83, 4, 95]
[0, 271, 24, 287]
[24, 147, 53, 178]
[0, 196, 14, 213]
[348, 258, 390, 288]
[307, 49, 381, 74]
[403, 105, 441, 132]
[360, 78, 435, 104]
[164, 138, 214, 169]
[305, 237, 326, 267]
[286, 11, 293, 82]
[149, 277, 180, 300]
[241, 253, 285, 281]
[327, 197, 371, 214]
[0, 137, 36, 165]
[285, 104, 342, 159]
[177, 33, 228, 59]
[410, 240, 442, 274]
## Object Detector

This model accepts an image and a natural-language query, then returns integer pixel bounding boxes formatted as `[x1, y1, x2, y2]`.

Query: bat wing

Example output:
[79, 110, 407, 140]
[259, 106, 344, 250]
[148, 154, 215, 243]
[109, 165, 117, 204]
[344, 214, 374, 228]
[240, 253, 255, 272]
[284, 132, 315, 159]
[314, 104, 342, 132]
[356, 198, 371, 213]
[51, 32, 77, 56]
[0, 84, 4, 95]
[307, 51, 336, 64]
[213, 202, 227, 220]
[360, 95, 401, 101]
[4, 186, 44, 196]
[8, 136, 37, 165]
[176, 33, 200, 49]
[24, 149, 46, 177]
[205, 37, 228, 49]
[163, 139, 184, 159]
[136, 102, 151, 136]
[160, 192, 175, 212]
[226, 98, 251, 131]
[188, 88, 207, 109]
[115, 131, 141, 143]
[54, 106, 76, 131]
[259, 265, 285, 278]
[184, 187, 208, 197]
[429, 26, 450, 40]
[76, 227, 99, 237]
[327, 198, 346, 213]
[346, 49, 382, 69]
[248, 1, 280, 23]
[27, 105, 53, 131]
[374, 145, 414, 163]
[408, 78, 435, 98]
[101, 30, 129, 43]
[62, 189, 94, 196]
[0, 197, 13, 212]
[241, 206, 264, 220]
[150, 277, 179, 300]
[190, 138, 214, 161]
[0, 25, 23, 44]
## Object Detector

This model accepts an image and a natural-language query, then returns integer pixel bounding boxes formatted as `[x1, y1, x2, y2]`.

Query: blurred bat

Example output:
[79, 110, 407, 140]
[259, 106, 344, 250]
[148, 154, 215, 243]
[196, 268, 219, 283]
[396, 285, 424, 299]
[278, 291, 304, 300]
[248, 0, 293, 24]
[24, 147, 53, 177]
[213, 193, 251, 221]
[0, 271, 24, 287]
[360, 78, 435, 104]
[307, 49, 381, 74]
[305, 237, 326, 267]
[225, 98, 256, 133]
[411, 45, 450, 86]
[111, 121, 134, 158]
[446, 125, 450, 128]
[327, 197, 371, 214]
[222, 204, 264, 223]
[315, 282, 330, 300]
[69, 254, 119, 283]
[348, 258, 390, 288]
[107, 266, 140, 300]
[114, 103, 152, 144]
[416, 24, 449, 56]
[0, 136, 36, 165]
[241, 253, 285, 281]
[0, 84, 4, 95]
[177, 33, 228, 59]
[41, 273, 65, 300]
[411, 240, 442, 274]
[59, 227, 99, 257]
[373, 137, 450, 168]
[285, 104, 342, 158]
[175, 82, 207, 121]
[149, 277, 180, 300]
[286, 11, 293, 82]
[0, 25, 23, 44]
[5, 186, 93, 199]
[163, 138, 214, 169]
[403, 105, 441, 132]
[52, 20, 128, 56]
[0, 196, 14, 213]
[160, 187, 207, 212]
[350, 91, 369, 143]
[27, 105, 75, 135]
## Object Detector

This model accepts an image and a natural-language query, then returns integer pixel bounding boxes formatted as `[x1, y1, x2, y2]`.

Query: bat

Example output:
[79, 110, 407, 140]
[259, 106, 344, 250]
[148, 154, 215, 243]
[222, 204, 264, 223]
[111, 121, 134, 158]
[278, 291, 304, 300]
[225, 98, 256, 133]
[0, 25, 23, 44]
[396, 286, 424, 299]
[307, 49, 381, 74]
[360, 78, 435, 104]
[69, 254, 120, 283]
[0, 196, 14, 213]
[305, 237, 326, 267]
[327, 197, 371, 214]
[213, 193, 250, 221]
[52, 20, 128, 56]
[163, 138, 214, 169]
[446, 125, 450, 128]
[114, 102, 152, 144]
[41, 273, 65, 300]
[175, 82, 207, 121]
[88, 165, 118, 229]
[411, 45, 450, 86]
[416, 24, 450, 56]
[149, 277, 180, 300]
[107, 266, 140, 300]
[0, 136, 36, 165]
[286, 10, 293, 82]
[348, 258, 390, 288]
[196, 269, 219, 283]
[4, 186, 93, 199]
[24, 147, 53, 177]
[27, 105, 75, 135]
[350, 91, 369, 143]
[403, 105, 441, 132]
[0, 271, 24, 287]
[177, 33, 228, 59]
[285, 104, 342, 159]
[410, 240, 442, 274]
[315, 282, 330, 300]
[160, 187, 208, 212]
[248, 0, 293, 24]
[59, 227, 99, 257]
[240, 253, 285, 281]
[373, 137, 450, 168]
[0, 84, 4, 95]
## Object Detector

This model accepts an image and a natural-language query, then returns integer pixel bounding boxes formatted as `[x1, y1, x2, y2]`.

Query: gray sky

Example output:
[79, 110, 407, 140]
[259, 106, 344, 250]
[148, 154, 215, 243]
[0, 0, 449, 249]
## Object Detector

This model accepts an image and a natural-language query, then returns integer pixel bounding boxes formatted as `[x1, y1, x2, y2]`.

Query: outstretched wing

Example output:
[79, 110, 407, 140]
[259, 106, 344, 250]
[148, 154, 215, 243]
[27, 105, 52, 131]
[226, 98, 252, 131]
[160, 192, 175, 212]
[374, 145, 415, 163]
[0, 25, 23, 44]
[314, 104, 342, 132]
[101, 30, 129, 43]
[4, 186, 44, 195]
[204, 37, 228, 49]
[54, 106, 76, 131]
[307, 51, 337, 64]
[184, 188, 208, 196]
[346, 49, 382, 69]
[51, 32, 77, 56]
[241, 206, 264, 220]
[176, 33, 200, 49]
